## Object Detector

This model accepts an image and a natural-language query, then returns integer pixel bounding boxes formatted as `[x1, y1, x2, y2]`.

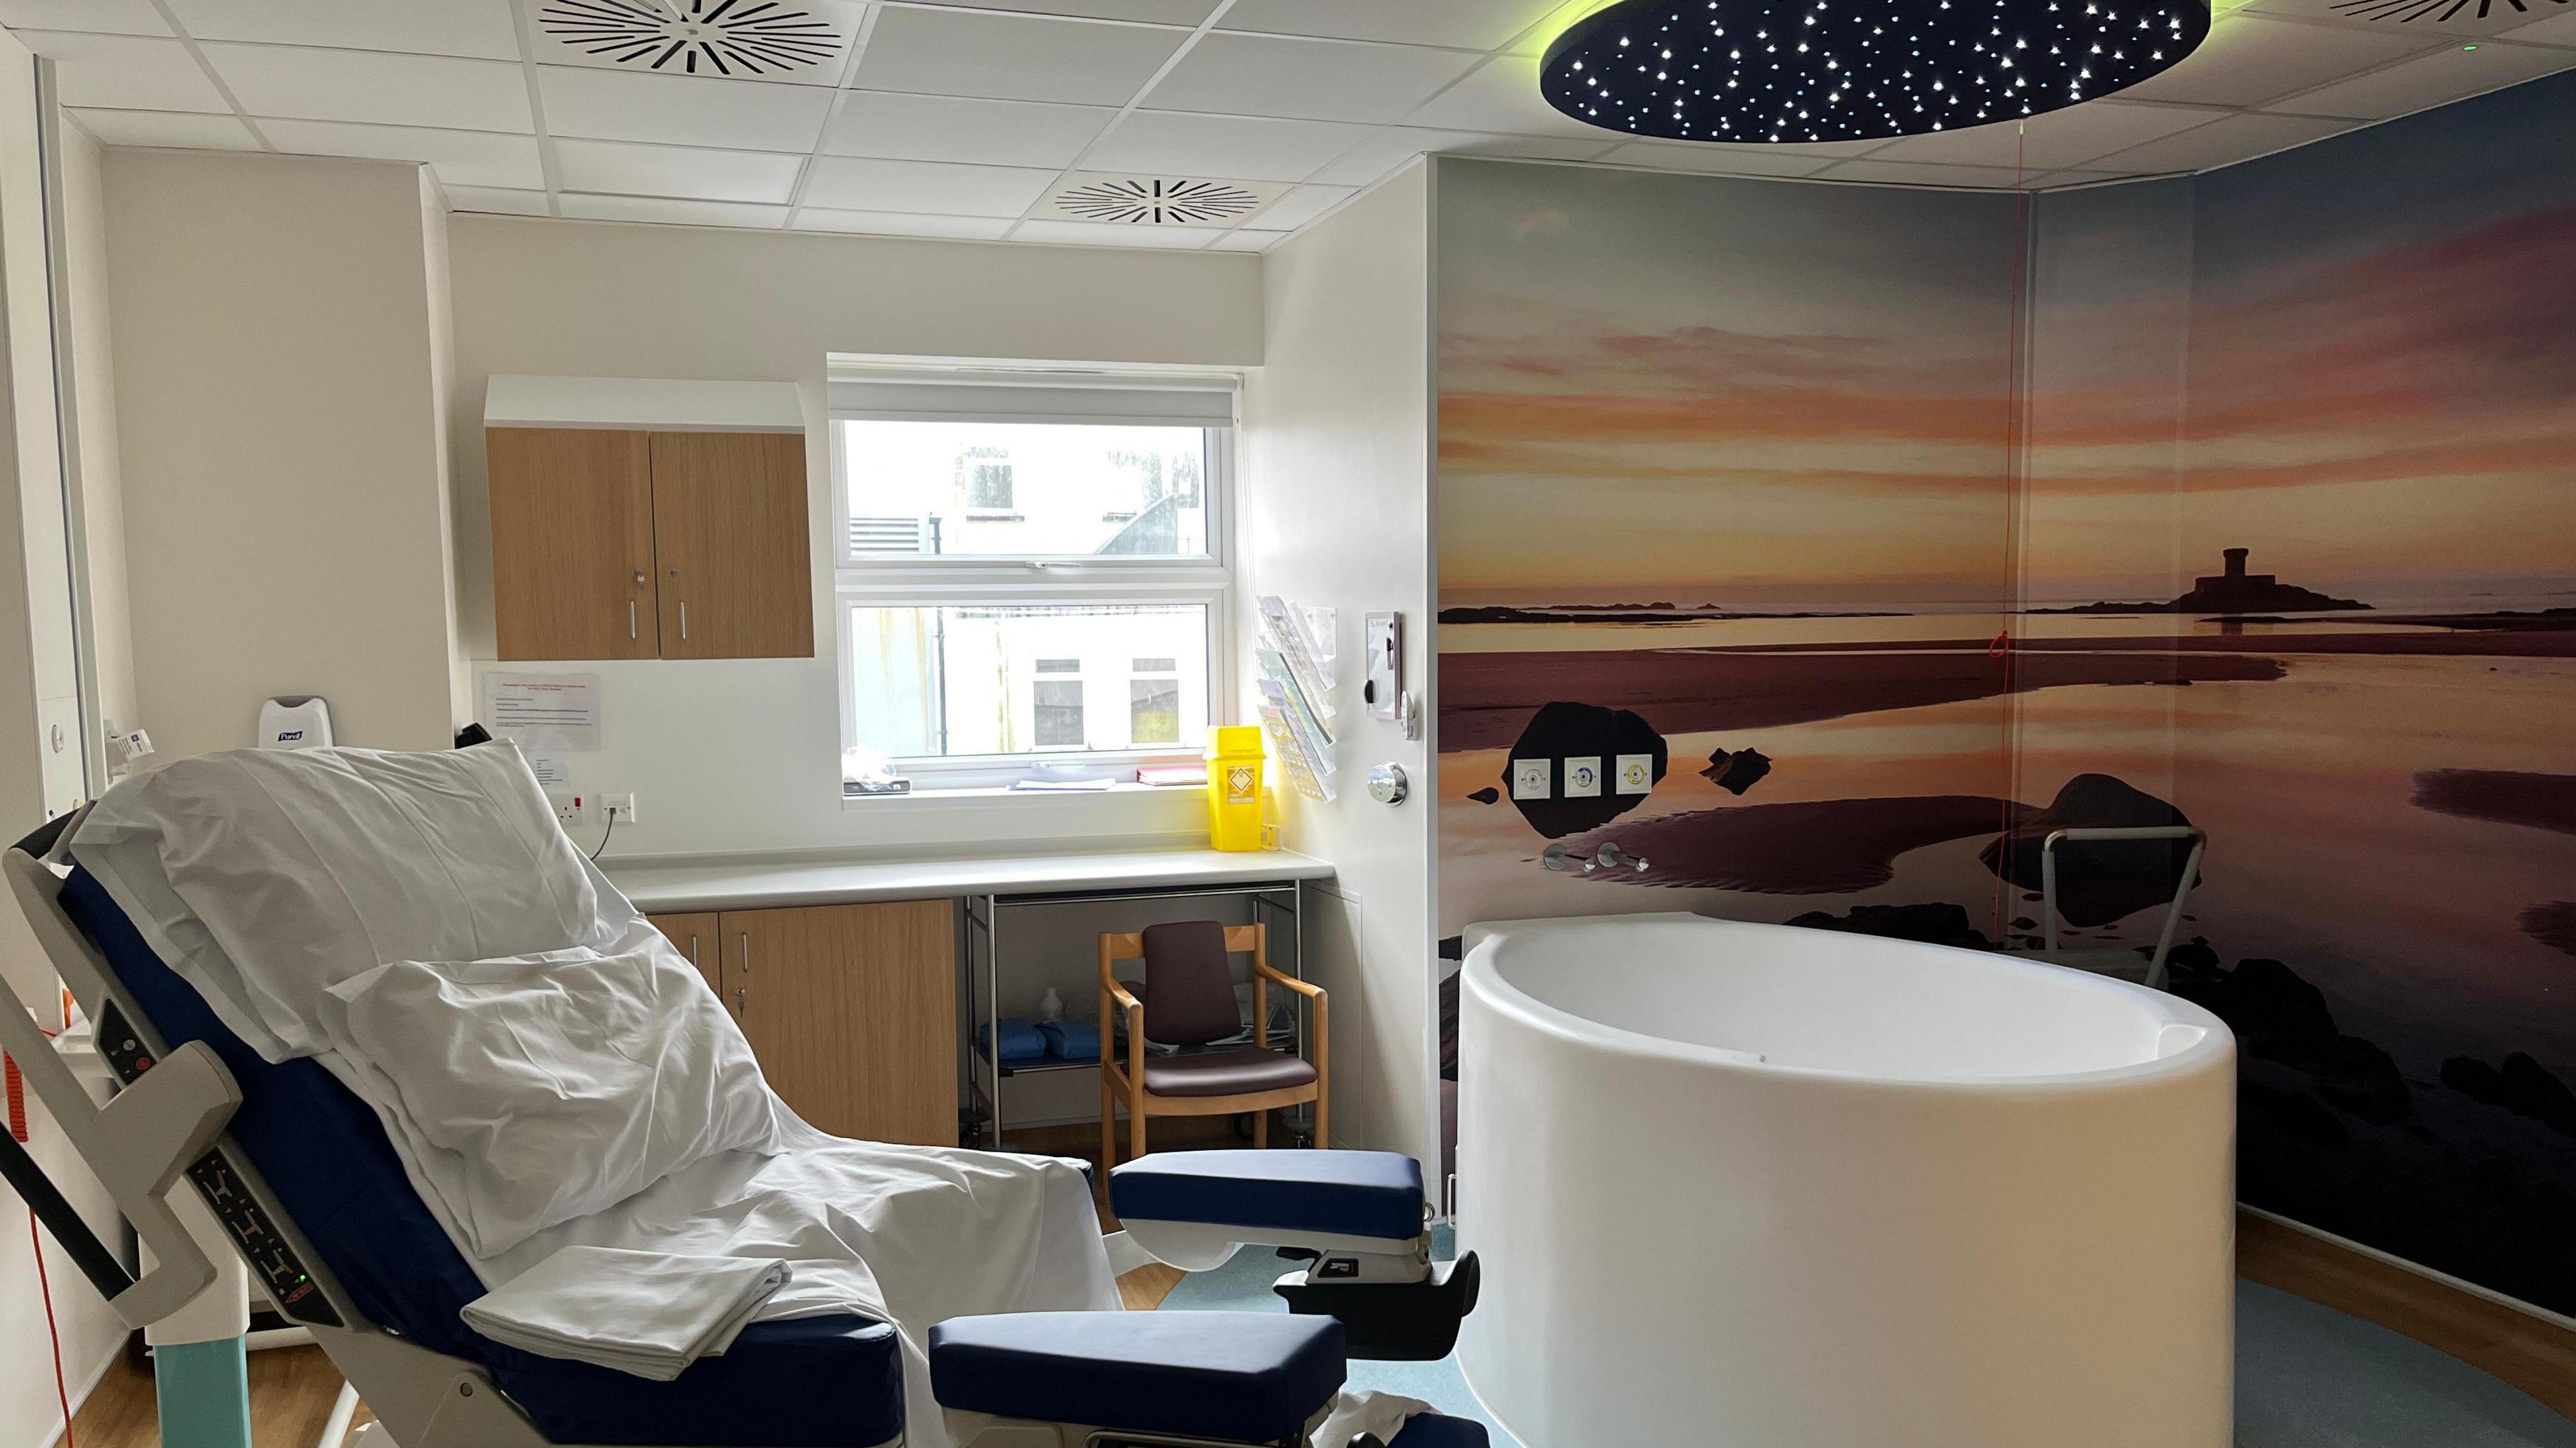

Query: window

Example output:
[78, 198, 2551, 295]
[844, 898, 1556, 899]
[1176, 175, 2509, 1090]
[961, 446, 1015, 513]
[1130, 656, 1181, 746]
[841, 420, 1208, 559]
[830, 365, 1236, 789]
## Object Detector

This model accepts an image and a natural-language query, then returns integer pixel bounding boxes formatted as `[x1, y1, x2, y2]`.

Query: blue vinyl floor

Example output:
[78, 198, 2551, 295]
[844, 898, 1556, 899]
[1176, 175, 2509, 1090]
[1158, 1231, 2576, 1447]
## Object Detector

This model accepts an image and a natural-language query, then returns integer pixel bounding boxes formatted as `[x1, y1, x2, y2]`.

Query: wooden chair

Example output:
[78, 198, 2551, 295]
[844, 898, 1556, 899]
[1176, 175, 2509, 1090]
[1099, 920, 1327, 1166]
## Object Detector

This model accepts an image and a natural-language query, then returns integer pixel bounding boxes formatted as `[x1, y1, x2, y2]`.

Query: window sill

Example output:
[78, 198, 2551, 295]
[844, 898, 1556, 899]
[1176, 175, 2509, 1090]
[841, 780, 1201, 811]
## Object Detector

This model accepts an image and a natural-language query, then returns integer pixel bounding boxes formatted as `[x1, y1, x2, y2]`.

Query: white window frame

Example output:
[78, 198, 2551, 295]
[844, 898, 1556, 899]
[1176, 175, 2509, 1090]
[829, 364, 1240, 793]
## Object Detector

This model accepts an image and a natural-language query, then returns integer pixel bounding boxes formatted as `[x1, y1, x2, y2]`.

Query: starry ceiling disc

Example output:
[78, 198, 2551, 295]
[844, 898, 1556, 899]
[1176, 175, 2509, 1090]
[1538, 0, 2210, 144]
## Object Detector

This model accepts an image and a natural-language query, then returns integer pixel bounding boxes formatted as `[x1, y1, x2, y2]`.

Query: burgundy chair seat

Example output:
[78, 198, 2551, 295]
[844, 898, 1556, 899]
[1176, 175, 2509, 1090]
[1142, 1048, 1319, 1099]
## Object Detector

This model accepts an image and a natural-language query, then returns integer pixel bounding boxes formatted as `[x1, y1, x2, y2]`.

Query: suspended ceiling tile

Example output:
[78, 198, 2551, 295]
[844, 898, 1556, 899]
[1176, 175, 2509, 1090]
[257, 117, 546, 190]
[881, 0, 1220, 23]
[2081, 109, 2358, 170]
[1089, 109, 1374, 182]
[1507, 0, 1638, 55]
[1403, 54, 1631, 138]
[1596, 140, 1845, 176]
[1305, 125, 1615, 185]
[800, 154, 1062, 216]
[67, 105, 255, 147]
[1865, 101, 2233, 170]
[15, 30, 226, 111]
[1010, 218, 1227, 247]
[442, 184, 552, 216]
[161, 0, 520, 60]
[557, 194, 791, 227]
[2240, 0, 2576, 38]
[821, 91, 1115, 169]
[529, 0, 863, 85]
[201, 43, 534, 131]
[854, 7, 1187, 105]
[2498, 7, 2576, 41]
[0, 0, 168, 37]
[2263, 34, 2575, 115]
[537, 66, 835, 152]
[2116, 14, 2444, 105]
[1232, 182, 1360, 231]
[1219, 0, 1567, 53]
[1817, 158, 2036, 188]
[1146, 33, 1482, 124]
[1205, 228, 1279, 251]
[793, 207, 1018, 239]
[553, 136, 806, 203]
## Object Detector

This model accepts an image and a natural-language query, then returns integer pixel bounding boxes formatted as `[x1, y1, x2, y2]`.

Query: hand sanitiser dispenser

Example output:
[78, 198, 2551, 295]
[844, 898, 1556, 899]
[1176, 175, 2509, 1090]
[258, 696, 333, 750]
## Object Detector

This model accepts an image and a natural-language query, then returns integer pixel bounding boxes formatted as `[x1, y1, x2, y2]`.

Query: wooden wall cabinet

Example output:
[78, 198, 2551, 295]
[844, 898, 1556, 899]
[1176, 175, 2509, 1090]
[651, 901, 957, 1148]
[488, 425, 813, 661]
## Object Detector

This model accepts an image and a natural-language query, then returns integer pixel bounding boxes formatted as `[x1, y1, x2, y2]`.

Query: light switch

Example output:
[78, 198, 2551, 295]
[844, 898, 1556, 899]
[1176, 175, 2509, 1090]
[1512, 757, 1552, 799]
[1615, 754, 1654, 795]
[1564, 756, 1602, 798]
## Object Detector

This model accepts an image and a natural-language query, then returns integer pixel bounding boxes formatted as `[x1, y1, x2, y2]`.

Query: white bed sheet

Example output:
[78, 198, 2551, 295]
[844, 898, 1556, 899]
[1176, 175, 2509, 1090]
[72, 746, 1123, 1448]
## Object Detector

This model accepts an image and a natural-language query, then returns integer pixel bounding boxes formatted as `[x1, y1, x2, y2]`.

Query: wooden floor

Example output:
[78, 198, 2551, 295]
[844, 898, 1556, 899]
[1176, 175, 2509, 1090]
[56, 1343, 372, 1448]
[60, 1199, 2570, 1445]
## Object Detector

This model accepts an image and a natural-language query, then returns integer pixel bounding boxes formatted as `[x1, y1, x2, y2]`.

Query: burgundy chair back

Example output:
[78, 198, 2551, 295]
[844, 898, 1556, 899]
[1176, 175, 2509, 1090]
[1139, 920, 1241, 1046]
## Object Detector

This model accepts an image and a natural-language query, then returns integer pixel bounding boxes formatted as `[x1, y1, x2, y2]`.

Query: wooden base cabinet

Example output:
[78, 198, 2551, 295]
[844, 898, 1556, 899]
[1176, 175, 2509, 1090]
[646, 912, 720, 997]
[654, 901, 957, 1146]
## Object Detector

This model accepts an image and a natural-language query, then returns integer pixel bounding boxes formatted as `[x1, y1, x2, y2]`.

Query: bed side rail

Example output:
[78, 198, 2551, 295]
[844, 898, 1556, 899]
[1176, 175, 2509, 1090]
[2, 846, 238, 1325]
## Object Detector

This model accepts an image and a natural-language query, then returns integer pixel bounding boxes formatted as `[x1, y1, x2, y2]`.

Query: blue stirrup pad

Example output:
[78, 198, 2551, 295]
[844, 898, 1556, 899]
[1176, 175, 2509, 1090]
[931, 1311, 1345, 1443]
[1111, 1148, 1426, 1243]
[61, 867, 906, 1448]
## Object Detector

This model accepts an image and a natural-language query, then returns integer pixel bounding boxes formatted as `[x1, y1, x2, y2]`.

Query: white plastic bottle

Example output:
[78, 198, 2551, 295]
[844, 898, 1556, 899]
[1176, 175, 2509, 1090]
[1037, 987, 1064, 1023]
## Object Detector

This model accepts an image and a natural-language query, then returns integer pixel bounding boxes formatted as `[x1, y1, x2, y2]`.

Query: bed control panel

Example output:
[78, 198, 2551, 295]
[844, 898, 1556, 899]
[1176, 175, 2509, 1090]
[184, 1154, 341, 1325]
[95, 1001, 343, 1327]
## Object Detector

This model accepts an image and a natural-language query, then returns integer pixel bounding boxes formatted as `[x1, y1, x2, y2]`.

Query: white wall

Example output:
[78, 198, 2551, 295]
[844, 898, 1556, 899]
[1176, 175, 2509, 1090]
[59, 123, 133, 750]
[101, 149, 460, 761]
[445, 217, 1263, 858]
[1237, 169, 1439, 1168]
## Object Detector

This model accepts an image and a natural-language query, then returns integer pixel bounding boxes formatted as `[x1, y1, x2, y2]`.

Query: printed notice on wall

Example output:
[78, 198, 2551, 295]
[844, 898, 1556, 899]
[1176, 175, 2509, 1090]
[525, 751, 572, 787]
[482, 672, 602, 753]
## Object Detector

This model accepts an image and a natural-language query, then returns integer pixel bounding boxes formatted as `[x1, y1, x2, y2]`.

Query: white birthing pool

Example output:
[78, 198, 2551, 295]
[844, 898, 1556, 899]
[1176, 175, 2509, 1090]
[1456, 913, 2235, 1448]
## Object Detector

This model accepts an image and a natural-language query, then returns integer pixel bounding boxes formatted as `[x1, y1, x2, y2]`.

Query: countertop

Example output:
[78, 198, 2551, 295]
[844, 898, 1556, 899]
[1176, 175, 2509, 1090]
[604, 845, 1333, 913]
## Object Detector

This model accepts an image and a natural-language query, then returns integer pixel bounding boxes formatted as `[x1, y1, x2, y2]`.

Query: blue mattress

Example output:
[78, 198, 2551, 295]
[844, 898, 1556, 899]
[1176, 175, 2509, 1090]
[62, 867, 906, 1448]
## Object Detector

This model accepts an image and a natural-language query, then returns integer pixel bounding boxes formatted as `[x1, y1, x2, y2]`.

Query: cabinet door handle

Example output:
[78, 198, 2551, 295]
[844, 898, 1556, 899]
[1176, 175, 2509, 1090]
[629, 600, 638, 639]
[680, 601, 688, 640]
[735, 934, 750, 1017]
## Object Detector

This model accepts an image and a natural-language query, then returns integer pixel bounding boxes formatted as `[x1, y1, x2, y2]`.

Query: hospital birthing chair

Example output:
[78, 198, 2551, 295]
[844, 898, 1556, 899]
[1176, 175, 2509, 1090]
[1100, 922, 1326, 1165]
[0, 809, 1483, 1448]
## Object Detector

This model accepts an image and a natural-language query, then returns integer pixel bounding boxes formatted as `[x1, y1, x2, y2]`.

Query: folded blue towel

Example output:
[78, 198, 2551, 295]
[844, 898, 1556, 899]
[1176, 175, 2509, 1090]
[979, 1017, 1047, 1064]
[1038, 1019, 1099, 1062]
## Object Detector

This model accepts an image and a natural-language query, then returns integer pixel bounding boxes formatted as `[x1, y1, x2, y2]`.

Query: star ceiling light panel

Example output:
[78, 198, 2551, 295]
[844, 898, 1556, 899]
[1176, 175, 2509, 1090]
[1540, 0, 2210, 144]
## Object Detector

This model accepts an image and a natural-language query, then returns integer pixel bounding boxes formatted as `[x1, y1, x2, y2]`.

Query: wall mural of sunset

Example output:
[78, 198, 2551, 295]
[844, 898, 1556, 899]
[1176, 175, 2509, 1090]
[1433, 72, 2576, 1314]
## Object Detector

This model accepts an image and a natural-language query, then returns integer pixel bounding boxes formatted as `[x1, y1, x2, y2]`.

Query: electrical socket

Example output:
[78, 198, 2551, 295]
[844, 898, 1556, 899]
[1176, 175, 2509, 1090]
[548, 791, 588, 828]
[599, 792, 639, 825]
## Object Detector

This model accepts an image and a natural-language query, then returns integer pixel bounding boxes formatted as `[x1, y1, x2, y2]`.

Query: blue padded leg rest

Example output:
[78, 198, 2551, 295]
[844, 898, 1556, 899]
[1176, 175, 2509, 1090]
[930, 1311, 1344, 1444]
[1389, 1414, 1491, 1447]
[1109, 1150, 1425, 1243]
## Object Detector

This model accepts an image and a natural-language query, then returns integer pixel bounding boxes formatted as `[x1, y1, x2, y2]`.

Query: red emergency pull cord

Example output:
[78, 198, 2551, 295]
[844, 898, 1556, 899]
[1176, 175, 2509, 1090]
[33, 1210, 78, 1447]
[5, 1050, 24, 1144]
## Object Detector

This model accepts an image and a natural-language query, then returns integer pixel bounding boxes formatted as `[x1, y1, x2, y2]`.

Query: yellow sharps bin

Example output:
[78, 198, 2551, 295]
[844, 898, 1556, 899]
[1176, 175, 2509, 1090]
[1206, 725, 1266, 851]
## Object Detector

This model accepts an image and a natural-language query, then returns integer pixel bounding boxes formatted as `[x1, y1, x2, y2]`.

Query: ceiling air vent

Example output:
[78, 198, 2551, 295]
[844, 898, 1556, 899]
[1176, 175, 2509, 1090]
[2326, 0, 2564, 20]
[1038, 175, 1283, 227]
[538, 0, 843, 76]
